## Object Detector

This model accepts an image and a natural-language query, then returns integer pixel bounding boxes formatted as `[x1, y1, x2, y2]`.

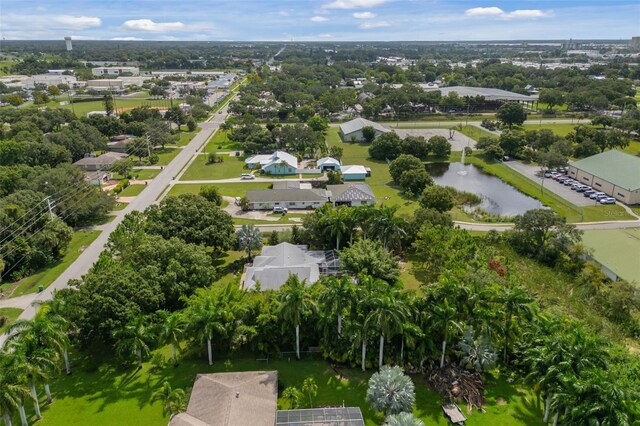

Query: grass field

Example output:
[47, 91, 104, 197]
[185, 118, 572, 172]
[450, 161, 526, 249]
[521, 123, 591, 137]
[180, 155, 248, 181]
[25, 346, 542, 426]
[581, 228, 640, 285]
[175, 129, 201, 146]
[0, 308, 23, 334]
[131, 168, 161, 180]
[204, 130, 241, 153]
[154, 147, 181, 165]
[53, 98, 180, 117]
[0, 230, 101, 298]
[117, 184, 146, 197]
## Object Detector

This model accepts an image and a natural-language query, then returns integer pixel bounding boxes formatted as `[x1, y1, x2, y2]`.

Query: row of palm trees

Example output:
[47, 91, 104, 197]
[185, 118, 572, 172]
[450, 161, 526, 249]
[0, 305, 71, 426]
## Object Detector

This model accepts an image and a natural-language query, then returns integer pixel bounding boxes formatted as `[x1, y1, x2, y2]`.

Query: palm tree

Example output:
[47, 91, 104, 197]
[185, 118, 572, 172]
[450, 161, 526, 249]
[157, 311, 185, 366]
[369, 205, 406, 250]
[0, 354, 32, 426]
[352, 205, 375, 240]
[302, 377, 318, 408]
[497, 284, 534, 364]
[236, 224, 262, 261]
[322, 206, 351, 250]
[384, 412, 425, 426]
[281, 386, 303, 409]
[184, 287, 226, 365]
[366, 365, 415, 416]
[318, 276, 355, 336]
[151, 381, 186, 418]
[429, 298, 461, 369]
[356, 275, 389, 371]
[113, 315, 154, 369]
[278, 274, 315, 359]
[365, 291, 408, 369]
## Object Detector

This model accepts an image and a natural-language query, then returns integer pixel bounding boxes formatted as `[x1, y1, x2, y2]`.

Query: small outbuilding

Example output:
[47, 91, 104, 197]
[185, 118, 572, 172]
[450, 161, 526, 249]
[568, 150, 640, 205]
[317, 157, 341, 172]
[339, 118, 389, 142]
[340, 165, 369, 181]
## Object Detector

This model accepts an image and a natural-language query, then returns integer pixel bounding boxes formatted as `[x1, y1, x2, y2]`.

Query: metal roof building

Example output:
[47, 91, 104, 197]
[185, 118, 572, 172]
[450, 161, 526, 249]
[568, 150, 640, 205]
[424, 86, 536, 102]
[276, 407, 365, 426]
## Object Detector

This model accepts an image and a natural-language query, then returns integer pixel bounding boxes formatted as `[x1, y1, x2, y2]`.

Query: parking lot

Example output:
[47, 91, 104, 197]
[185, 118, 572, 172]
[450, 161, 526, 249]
[504, 161, 596, 206]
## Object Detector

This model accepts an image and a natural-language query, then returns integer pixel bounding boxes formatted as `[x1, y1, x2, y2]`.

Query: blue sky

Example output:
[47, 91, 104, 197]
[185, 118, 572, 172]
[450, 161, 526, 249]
[1, 0, 638, 41]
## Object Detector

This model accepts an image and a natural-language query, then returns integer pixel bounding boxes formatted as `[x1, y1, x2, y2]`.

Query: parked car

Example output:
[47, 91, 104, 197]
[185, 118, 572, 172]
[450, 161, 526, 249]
[576, 185, 591, 192]
[596, 193, 610, 201]
[556, 176, 570, 183]
[273, 206, 288, 214]
[563, 179, 576, 186]
[599, 197, 616, 204]
[584, 190, 596, 197]
[544, 171, 554, 178]
[570, 183, 582, 190]
[241, 173, 255, 180]
[590, 192, 606, 199]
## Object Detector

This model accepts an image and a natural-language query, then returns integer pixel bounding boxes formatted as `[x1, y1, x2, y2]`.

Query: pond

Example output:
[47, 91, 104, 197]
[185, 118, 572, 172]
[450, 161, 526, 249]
[424, 162, 544, 216]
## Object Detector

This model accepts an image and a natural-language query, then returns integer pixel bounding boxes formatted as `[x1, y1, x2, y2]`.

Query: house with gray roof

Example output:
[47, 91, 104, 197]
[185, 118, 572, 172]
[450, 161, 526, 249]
[568, 150, 640, 205]
[242, 243, 339, 291]
[328, 183, 375, 207]
[339, 118, 389, 142]
[73, 152, 128, 172]
[246, 181, 328, 210]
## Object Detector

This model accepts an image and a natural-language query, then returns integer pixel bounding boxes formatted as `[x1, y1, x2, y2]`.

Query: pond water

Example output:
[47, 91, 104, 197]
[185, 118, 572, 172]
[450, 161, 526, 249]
[424, 162, 544, 216]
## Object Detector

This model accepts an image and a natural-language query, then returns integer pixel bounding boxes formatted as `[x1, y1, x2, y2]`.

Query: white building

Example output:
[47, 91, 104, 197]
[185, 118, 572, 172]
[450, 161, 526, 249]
[340, 165, 369, 181]
[86, 79, 125, 92]
[339, 118, 389, 142]
[245, 151, 298, 175]
[316, 157, 341, 172]
[92, 66, 140, 77]
[23, 74, 83, 89]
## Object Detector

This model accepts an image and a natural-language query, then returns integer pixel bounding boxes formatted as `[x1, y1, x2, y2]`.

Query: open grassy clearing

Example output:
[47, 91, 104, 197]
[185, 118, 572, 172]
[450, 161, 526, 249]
[0, 308, 23, 334]
[131, 168, 161, 180]
[154, 147, 181, 165]
[110, 201, 129, 211]
[117, 184, 146, 197]
[521, 123, 592, 137]
[27, 346, 541, 426]
[180, 155, 248, 181]
[51, 98, 181, 117]
[204, 130, 241, 153]
[0, 230, 101, 298]
[175, 129, 201, 146]
[582, 228, 640, 285]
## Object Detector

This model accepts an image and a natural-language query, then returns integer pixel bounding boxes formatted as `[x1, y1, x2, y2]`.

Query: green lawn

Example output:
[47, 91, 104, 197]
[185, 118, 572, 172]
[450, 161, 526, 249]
[110, 201, 129, 211]
[175, 129, 201, 146]
[54, 98, 180, 117]
[131, 168, 161, 180]
[0, 308, 23, 334]
[622, 140, 640, 156]
[28, 347, 541, 426]
[0, 230, 101, 297]
[521, 123, 591, 137]
[180, 155, 248, 181]
[168, 182, 272, 198]
[204, 130, 241, 153]
[154, 148, 181, 165]
[582, 228, 640, 285]
[117, 184, 146, 197]
[327, 128, 418, 217]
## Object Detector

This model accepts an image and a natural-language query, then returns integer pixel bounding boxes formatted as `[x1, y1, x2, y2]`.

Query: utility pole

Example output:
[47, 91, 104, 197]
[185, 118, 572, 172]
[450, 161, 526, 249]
[45, 196, 55, 220]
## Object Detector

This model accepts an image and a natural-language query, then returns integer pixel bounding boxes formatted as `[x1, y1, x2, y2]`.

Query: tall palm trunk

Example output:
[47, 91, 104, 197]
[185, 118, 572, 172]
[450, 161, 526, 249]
[295, 324, 300, 359]
[361, 335, 367, 372]
[543, 395, 551, 423]
[552, 411, 559, 426]
[3, 413, 12, 426]
[30, 380, 41, 419]
[440, 340, 447, 368]
[136, 347, 142, 368]
[171, 342, 178, 366]
[378, 334, 384, 369]
[400, 338, 404, 364]
[336, 234, 340, 250]
[64, 348, 71, 374]
[44, 383, 52, 403]
[207, 338, 213, 365]
[18, 402, 27, 426]
[337, 314, 342, 336]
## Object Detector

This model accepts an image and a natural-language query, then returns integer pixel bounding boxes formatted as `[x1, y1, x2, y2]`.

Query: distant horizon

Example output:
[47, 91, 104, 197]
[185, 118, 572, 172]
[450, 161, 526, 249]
[1, 0, 638, 42]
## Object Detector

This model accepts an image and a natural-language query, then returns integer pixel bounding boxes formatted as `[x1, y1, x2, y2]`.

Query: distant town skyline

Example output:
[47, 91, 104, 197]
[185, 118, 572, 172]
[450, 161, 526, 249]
[1, 0, 638, 42]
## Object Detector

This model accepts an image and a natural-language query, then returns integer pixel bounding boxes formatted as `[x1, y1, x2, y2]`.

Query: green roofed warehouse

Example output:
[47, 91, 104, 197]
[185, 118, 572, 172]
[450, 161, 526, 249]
[567, 150, 640, 205]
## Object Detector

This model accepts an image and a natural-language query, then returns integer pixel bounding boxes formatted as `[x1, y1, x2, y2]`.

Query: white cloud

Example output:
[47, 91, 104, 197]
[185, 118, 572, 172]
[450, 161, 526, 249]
[51, 15, 102, 29]
[111, 37, 143, 41]
[501, 9, 553, 19]
[353, 11, 376, 19]
[464, 7, 504, 17]
[121, 19, 186, 33]
[323, 0, 389, 9]
[359, 21, 390, 29]
[279, 11, 290, 16]
[310, 16, 328, 22]
[319, 34, 335, 38]
[465, 6, 552, 20]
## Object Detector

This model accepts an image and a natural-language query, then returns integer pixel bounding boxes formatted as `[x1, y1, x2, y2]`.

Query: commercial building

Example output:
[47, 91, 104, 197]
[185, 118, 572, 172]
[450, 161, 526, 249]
[92, 66, 140, 76]
[242, 243, 339, 291]
[568, 150, 640, 205]
[246, 182, 327, 211]
[171, 371, 364, 426]
[23, 74, 83, 89]
[86, 79, 126, 92]
[339, 118, 390, 142]
[423, 85, 537, 110]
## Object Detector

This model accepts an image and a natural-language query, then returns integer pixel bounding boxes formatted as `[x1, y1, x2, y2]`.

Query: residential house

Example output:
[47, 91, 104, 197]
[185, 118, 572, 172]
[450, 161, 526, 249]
[245, 151, 298, 175]
[172, 371, 365, 426]
[246, 182, 327, 210]
[316, 157, 341, 172]
[327, 183, 375, 207]
[73, 152, 128, 172]
[339, 118, 389, 142]
[340, 165, 369, 181]
[107, 135, 134, 153]
[242, 243, 339, 291]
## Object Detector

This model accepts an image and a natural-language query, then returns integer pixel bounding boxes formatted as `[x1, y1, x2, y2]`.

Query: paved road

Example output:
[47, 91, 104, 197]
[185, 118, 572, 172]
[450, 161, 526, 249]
[0, 102, 234, 346]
